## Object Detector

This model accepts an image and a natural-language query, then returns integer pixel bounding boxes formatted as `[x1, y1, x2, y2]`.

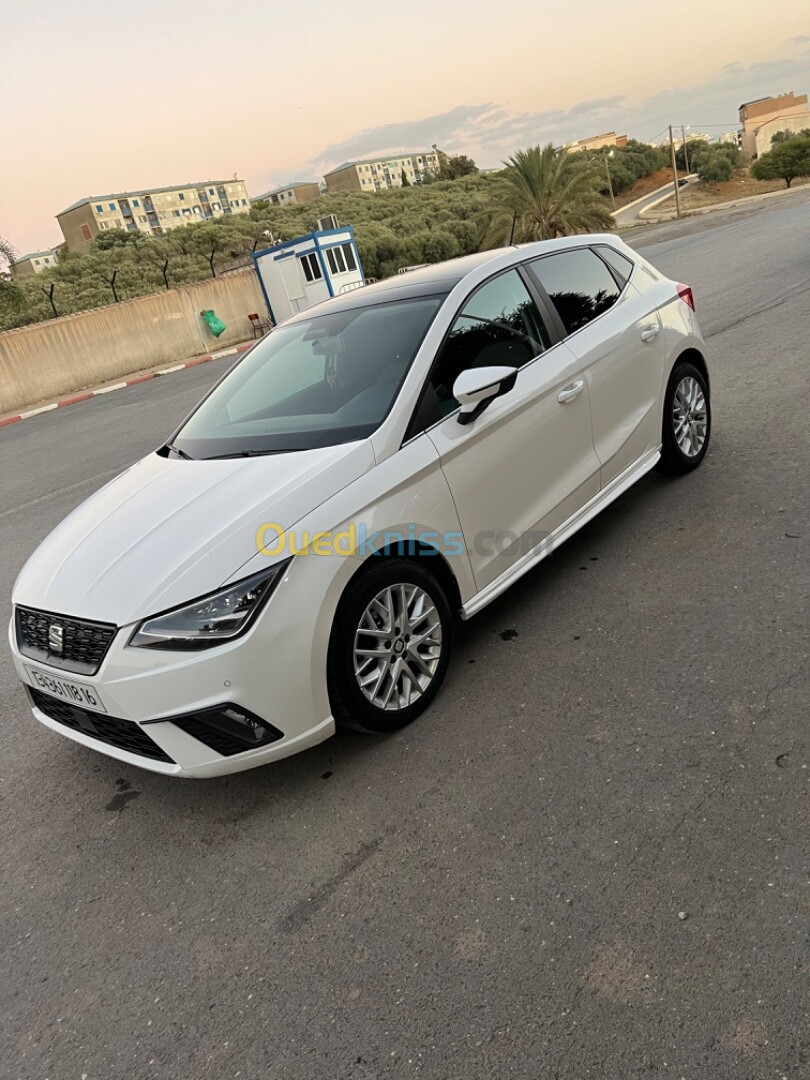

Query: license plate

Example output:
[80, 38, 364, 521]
[24, 665, 108, 714]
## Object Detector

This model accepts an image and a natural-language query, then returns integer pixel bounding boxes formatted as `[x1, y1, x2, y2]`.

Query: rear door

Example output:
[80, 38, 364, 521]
[527, 245, 667, 487]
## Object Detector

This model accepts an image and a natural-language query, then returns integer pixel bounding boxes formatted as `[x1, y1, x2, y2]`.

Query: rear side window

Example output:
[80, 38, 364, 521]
[528, 248, 621, 335]
[594, 244, 635, 287]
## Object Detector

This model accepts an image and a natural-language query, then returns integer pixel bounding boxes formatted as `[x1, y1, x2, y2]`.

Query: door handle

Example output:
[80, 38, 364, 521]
[641, 324, 660, 342]
[557, 379, 584, 403]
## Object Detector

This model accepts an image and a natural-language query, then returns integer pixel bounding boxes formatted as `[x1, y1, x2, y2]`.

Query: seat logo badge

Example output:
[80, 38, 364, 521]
[48, 624, 64, 655]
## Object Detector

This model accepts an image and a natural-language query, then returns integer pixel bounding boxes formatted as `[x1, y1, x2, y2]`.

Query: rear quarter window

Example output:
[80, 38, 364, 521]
[594, 244, 635, 288]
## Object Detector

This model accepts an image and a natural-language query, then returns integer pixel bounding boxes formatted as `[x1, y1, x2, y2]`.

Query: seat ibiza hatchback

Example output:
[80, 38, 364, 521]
[10, 237, 711, 777]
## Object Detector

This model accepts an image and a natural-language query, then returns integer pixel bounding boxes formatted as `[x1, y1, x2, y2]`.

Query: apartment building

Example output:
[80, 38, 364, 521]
[255, 182, 321, 206]
[324, 151, 441, 194]
[739, 92, 809, 157]
[567, 131, 628, 153]
[11, 249, 60, 278]
[56, 180, 251, 252]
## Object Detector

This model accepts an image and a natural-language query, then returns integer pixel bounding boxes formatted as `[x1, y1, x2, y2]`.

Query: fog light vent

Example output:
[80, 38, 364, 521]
[170, 704, 284, 757]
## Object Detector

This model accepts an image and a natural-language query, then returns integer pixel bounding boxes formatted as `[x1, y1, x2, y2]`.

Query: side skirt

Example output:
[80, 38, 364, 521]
[461, 447, 661, 619]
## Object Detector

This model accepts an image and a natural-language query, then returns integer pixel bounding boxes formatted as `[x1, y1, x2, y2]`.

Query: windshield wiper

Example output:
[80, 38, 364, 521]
[165, 443, 193, 460]
[203, 449, 302, 459]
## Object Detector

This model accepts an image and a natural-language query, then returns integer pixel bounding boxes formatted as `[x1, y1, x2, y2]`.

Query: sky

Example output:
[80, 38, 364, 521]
[1, 0, 808, 253]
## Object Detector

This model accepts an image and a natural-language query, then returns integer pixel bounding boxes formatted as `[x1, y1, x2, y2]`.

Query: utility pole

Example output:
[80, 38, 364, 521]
[604, 152, 616, 211]
[509, 211, 519, 245]
[669, 125, 682, 219]
[681, 125, 690, 173]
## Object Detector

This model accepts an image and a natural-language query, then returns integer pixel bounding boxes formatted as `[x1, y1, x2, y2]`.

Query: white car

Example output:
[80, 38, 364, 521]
[9, 237, 711, 777]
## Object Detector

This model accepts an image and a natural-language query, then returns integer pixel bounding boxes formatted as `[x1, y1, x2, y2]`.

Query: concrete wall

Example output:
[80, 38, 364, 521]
[290, 183, 321, 205]
[753, 112, 810, 156]
[324, 167, 362, 194]
[57, 204, 99, 252]
[741, 96, 809, 157]
[0, 269, 266, 414]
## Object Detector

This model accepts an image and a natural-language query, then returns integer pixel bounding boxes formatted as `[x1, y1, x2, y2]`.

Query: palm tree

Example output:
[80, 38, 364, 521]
[0, 235, 17, 272]
[481, 143, 614, 247]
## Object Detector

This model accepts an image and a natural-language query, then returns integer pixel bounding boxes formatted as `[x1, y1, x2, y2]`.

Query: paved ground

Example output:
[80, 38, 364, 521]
[1, 193, 808, 1080]
[612, 176, 698, 227]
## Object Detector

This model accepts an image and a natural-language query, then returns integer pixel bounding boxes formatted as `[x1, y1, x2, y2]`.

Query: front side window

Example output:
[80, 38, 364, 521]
[172, 296, 444, 458]
[528, 248, 621, 335]
[412, 269, 550, 429]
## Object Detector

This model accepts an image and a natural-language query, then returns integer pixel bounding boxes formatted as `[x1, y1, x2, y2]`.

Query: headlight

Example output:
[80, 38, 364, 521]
[129, 562, 289, 650]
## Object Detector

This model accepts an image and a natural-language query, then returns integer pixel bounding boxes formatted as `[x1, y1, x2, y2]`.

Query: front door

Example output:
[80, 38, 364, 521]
[412, 267, 602, 592]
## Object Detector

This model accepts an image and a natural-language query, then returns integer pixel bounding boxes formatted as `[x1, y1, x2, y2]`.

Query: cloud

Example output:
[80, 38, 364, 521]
[310, 104, 497, 171]
[255, 43, 810, 189]
[307, 95, 640, 175]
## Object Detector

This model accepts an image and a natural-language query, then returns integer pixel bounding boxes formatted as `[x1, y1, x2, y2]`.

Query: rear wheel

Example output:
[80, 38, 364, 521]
[657, 360, 711, 475]
[327, 558, 453, 733]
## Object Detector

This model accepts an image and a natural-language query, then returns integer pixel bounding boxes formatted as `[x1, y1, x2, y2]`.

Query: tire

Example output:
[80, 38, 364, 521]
[327, 558, 453, 734]
[657, 360, 711, 475]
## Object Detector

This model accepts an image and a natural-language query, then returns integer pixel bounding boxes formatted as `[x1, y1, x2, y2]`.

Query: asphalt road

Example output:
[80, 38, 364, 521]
[1, 193, 808, 1080]
[613, 177, 698, 226]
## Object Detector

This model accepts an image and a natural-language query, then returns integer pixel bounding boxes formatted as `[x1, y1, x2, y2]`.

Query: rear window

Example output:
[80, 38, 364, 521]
[527, 248, 621, 335]
[594, 244, 635, 287]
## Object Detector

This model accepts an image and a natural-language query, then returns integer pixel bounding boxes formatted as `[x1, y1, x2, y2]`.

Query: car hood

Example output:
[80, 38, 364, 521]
[12, 442, 374, 625]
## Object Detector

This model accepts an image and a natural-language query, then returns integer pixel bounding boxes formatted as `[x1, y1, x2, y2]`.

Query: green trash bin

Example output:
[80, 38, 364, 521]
[201, 309, 226, 337]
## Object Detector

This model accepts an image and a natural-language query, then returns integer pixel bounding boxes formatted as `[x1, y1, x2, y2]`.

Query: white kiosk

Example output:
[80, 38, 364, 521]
[252, 226, 365, 326]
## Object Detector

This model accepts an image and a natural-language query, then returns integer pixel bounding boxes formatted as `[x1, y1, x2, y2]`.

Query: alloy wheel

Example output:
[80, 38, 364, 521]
[353, 583, 443, 711]
[672, 375, 708, 458]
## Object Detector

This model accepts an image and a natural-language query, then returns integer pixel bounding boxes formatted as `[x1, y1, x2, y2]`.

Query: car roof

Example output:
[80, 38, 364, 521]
[283, 235, 630, 323]
[285, 249, 516, 321]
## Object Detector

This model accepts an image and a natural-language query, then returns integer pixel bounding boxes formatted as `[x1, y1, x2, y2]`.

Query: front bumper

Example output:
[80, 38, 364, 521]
[26, 689, 334, 778]
[8, 557, 355, 777]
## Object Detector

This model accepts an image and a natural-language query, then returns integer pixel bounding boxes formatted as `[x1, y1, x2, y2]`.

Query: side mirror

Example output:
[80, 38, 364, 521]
[453, 366, 517, 425]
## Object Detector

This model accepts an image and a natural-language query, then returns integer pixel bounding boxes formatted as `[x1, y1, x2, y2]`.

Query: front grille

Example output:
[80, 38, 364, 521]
[16, 607, 117, 676]
[30, 688, 174, 764]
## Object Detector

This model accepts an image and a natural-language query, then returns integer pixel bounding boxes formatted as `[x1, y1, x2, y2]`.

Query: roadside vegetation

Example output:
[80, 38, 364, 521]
[479, 144, 615, 244]
[0, 141, 670, 332]
[751, 131, 810, 187]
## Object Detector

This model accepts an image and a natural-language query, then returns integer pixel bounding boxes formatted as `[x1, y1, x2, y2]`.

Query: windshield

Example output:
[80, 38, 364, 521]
[172, 295, 444, 458]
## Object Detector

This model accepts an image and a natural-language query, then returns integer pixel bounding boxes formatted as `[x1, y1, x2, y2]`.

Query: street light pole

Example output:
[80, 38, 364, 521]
[604, 151, 616, 211]
[681, 125, 690, 173]
[669, 125, 682, 219]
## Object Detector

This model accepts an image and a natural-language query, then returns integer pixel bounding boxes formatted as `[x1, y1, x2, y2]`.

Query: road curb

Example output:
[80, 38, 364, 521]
[612, 174, 696, 221]
[0, 342, 255, 429]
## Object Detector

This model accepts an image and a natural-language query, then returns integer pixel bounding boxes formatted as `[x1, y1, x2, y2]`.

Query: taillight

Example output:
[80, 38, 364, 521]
[677, 283, 695, 311]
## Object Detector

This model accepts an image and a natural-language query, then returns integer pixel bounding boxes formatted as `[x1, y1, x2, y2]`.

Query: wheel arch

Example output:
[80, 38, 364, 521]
[344, 541, 464, 618]
[672, 347, 709, 393]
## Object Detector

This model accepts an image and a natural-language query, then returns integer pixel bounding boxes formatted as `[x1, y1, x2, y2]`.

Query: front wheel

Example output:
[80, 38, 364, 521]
[327, 558, 453, 733]
[657, 360, 711, 475]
